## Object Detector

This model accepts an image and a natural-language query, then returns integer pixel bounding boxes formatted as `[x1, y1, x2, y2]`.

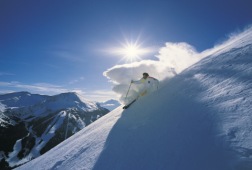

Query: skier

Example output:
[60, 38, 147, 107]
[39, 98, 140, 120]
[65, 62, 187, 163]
[123, 72, 159, 109]
[131, 72, 159, 96]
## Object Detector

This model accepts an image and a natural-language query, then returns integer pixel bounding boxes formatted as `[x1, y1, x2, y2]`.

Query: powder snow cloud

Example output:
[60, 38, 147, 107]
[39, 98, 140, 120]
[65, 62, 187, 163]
[103, 26, 252, 104]
[104, 42, 201, 103]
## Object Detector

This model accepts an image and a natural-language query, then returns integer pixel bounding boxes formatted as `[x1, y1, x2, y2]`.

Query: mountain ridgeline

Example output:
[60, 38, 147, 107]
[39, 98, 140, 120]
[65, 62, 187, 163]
[0, 92, 109, 169]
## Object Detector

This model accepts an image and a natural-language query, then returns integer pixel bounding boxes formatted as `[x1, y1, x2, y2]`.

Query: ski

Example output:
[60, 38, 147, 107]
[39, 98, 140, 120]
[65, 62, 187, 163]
[123, 99, 137, 109]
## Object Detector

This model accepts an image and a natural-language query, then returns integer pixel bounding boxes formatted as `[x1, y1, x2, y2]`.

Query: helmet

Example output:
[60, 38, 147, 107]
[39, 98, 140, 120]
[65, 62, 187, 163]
[143, 72, 149, 76]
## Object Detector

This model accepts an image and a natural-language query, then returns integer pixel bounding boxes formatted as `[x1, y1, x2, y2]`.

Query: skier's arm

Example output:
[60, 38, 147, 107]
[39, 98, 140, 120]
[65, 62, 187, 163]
[131, 79, 143, 84]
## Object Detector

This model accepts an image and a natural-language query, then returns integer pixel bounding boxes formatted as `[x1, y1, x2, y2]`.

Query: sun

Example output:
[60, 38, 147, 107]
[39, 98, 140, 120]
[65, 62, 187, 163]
[110, 41, 153, 63]
[121, 43, 144, 58]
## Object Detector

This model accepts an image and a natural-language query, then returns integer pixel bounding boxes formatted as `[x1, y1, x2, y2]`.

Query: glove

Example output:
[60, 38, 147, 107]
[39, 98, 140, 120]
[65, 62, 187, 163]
[131, 80, 134, 83]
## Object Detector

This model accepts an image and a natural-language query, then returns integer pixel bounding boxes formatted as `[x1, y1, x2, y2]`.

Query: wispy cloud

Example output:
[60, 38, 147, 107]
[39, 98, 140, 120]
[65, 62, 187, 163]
[44, 63, 61, 70]
[0, 81, 117, 102]
[52, 50, 87, 63]
[72, 89, 119, 102]
[69, 77, 85, 85]
[0, 90, 14, 94]
[0, 81, 67, 95]
[0, 72, 15, 76]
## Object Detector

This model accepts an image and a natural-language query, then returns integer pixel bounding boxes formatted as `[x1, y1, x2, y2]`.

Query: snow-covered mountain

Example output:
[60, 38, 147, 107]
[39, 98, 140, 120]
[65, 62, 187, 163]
[0, 92, 109, 169]
[98, 99, 121, 111]
[17, 29, 252, 170]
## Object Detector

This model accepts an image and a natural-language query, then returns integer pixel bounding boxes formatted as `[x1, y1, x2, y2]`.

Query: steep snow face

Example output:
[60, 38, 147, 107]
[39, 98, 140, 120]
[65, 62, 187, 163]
[189, 44, 252, 150]
[18, 31, 252, 170]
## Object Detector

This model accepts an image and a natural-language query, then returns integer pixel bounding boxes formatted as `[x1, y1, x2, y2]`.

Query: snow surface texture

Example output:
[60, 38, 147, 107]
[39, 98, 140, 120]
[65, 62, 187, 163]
[17, 28, 252, 170]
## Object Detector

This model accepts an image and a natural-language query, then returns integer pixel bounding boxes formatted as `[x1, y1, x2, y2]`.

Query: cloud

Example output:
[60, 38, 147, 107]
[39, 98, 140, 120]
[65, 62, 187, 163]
[69, 77, 85, 85]
[156, 42, 200, 73]
[44, 63, 61, 70]
[0, 90, 14, 94]
[103, 26, 252, 104]
[0, 81, 68, 94]
[71, 89, 119, 102]
[104, 42, 200, 84]
[52, 50, 86, 63]
[0, 72, 15, 76]
[0, 81, 117, 102]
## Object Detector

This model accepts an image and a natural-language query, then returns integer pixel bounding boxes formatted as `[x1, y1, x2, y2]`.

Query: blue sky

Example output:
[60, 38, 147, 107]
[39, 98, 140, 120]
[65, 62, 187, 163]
[0, 0, 251, 101]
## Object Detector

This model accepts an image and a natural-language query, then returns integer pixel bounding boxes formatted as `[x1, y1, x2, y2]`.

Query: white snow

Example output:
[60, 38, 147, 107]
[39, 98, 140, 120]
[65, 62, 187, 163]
[17, 28, 252, 170]
[0, 112, 17, 127]
[6, 111, 68, 167]
[17, 107, 122, 170]
[7, 139, 23, 167]
[34, 111, 67, 152]
[0, 102, 6, 112]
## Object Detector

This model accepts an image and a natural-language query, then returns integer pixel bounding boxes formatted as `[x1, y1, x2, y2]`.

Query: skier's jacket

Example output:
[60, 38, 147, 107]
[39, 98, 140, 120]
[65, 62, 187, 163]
[132, 76, 159, 96]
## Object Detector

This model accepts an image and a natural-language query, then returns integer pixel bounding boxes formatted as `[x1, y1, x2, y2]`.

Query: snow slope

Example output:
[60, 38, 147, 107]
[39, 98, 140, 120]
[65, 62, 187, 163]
[17, 29, 252, 170]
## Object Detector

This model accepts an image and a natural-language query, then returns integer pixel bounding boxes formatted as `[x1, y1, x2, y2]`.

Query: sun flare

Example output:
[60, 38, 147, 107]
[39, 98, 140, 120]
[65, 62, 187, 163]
[110, 41, 153, 63]
[122, 44, 143, 58]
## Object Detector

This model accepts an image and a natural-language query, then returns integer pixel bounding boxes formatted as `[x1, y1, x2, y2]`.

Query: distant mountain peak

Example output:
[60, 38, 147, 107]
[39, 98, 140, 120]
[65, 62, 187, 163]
[0, 91, 110, 169]
[52, 92, 81, 101]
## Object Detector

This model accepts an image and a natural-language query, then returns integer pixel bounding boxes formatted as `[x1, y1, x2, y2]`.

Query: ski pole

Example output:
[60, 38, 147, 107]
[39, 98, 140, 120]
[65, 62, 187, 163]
[125, 82, 132, 100]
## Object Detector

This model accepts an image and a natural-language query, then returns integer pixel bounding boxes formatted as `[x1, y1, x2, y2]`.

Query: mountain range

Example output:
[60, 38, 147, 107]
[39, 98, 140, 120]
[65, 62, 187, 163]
[0, 92, 110, 169]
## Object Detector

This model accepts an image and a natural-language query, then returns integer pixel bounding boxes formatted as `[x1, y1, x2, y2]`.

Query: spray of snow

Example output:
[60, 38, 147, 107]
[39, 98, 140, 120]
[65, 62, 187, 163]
[103, 42, 200, 104]
[103, 26, 252, 104]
